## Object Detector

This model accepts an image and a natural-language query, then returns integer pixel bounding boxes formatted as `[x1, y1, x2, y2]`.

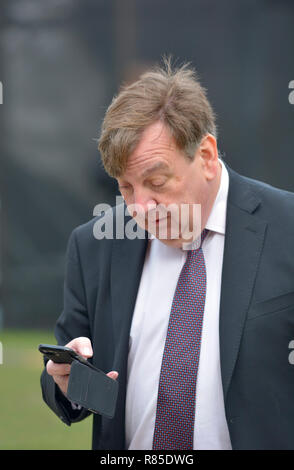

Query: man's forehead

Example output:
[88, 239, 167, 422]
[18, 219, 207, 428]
[119, 123, 179, 177]
[119, 159, 171, 182]
[141, 161, 171, 177]
[138, 121, 175, 149]
[127, 122, 174, 164]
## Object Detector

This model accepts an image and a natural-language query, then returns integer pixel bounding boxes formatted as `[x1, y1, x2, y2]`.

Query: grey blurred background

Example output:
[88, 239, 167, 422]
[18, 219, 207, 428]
[0, 0, 293, 329]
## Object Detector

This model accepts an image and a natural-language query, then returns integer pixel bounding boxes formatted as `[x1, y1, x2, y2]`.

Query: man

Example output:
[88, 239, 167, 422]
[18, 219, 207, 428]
[41, 60, 294, 450]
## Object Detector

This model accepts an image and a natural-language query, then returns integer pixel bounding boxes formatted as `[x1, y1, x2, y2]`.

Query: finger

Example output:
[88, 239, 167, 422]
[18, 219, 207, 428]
[54, 374, 70, 396]
[46, 360, 71, 377]
[66, 337, 93, 358]
[107, 371, 119, 380]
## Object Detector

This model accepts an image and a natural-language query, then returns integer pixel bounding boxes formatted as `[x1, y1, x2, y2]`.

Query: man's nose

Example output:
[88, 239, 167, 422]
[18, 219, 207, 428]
[131, 189, 157, 218]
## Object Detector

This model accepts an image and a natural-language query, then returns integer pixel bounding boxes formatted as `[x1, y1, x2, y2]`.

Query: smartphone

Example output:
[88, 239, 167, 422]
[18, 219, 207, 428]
[39, 343, 119, 418]
[38, 343, 98, 371]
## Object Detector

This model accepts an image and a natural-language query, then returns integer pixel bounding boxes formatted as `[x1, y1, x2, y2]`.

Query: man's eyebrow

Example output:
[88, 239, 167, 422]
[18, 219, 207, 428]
[141, 162, 170, 178]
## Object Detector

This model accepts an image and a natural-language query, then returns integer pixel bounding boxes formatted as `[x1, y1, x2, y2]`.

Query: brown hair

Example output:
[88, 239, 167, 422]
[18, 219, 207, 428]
[98, 58, 217, 177]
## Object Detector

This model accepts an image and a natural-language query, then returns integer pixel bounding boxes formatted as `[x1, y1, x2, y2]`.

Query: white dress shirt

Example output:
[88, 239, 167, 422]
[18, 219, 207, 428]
[125, 159, 232, 450]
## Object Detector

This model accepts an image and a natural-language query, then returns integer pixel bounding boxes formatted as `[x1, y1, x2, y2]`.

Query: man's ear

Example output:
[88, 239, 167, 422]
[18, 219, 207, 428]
[198, 134, 219, 181]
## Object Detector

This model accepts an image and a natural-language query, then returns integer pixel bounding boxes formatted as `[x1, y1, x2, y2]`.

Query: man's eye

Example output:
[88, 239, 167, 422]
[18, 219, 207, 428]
[150, 178, 166, 186]
[150, 179, 167, 187]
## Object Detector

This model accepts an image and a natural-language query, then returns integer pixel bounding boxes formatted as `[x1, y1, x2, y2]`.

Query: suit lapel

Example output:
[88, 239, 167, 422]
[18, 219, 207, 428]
[111, 238, 148, 370]
[219, 167, 267, 400]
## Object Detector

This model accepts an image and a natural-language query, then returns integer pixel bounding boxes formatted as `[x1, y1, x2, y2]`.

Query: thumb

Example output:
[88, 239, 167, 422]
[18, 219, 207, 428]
[107, 371, 119, 380]
[67, 337, 93, 358]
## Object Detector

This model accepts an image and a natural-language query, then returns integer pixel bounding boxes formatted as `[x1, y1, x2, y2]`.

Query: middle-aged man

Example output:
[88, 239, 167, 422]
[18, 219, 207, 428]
[41, 60, 294, 450]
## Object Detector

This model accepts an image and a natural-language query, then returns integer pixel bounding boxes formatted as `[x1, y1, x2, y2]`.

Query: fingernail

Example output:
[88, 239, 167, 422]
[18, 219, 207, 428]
[110, 371, 118, 379]
[83, 348, 92, 356]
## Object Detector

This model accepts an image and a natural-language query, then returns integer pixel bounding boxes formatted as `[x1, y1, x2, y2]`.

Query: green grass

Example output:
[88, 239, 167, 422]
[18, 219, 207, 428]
[0, 329, 92, 449]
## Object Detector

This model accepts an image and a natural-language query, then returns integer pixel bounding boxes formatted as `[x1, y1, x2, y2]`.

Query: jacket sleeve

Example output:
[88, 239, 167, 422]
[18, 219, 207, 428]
[40, 227, 92, 425]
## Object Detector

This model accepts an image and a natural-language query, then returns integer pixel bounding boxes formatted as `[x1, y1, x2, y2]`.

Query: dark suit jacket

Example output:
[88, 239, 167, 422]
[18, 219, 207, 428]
[41, 164, 294, 449]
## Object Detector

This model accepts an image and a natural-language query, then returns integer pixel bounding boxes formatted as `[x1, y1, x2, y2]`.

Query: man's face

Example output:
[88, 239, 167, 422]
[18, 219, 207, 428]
[117, 121, 220, 248]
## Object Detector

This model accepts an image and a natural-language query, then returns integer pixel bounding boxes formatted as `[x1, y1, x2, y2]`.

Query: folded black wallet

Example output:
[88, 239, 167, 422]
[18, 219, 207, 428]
[67, 360, 119, 419]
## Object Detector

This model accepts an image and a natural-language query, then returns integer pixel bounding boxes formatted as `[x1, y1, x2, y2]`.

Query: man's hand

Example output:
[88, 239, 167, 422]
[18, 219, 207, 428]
[46, 336, 118, 396]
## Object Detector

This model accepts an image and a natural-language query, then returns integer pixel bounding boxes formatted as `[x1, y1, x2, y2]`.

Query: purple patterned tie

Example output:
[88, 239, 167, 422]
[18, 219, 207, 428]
[152, 229, 208, 450]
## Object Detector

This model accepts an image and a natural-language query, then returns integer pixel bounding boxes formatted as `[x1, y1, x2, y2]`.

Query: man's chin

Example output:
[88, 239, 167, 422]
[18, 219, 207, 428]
[148, 230, 198, 249]
[135, 217, 200, 248]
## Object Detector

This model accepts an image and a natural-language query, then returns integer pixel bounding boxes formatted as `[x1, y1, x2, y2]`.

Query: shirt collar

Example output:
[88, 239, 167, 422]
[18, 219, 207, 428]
[204, 158, 229, 236]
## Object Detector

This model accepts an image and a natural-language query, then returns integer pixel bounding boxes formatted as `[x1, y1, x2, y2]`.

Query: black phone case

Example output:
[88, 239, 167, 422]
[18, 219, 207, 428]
[39, 344, 98, 370]
[42, 350, 75, 364]
[39, 345, 77, 364]
[67, 360, 119, 419]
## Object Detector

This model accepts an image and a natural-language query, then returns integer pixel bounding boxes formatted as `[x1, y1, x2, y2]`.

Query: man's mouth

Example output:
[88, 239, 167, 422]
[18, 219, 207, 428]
[145, 214, 168, 225]
[155, 215, 167, 223]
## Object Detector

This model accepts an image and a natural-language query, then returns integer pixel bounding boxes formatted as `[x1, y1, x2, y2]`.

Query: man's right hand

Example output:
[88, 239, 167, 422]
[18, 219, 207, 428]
[46, 336, 118, 396]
